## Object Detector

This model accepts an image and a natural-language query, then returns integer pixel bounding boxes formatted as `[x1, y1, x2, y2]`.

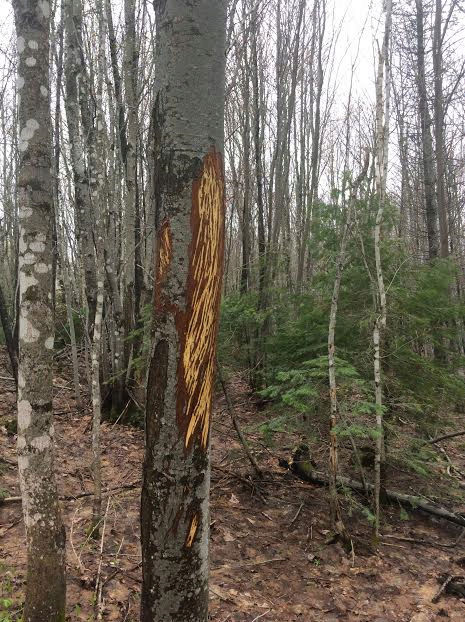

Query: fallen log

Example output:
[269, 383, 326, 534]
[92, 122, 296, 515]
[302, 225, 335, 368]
[289, 466, 465, 528]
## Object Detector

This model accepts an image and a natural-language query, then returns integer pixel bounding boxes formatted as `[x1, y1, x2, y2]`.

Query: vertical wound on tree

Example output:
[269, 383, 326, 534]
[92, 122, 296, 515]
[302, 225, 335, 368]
[178, 150, 224, 450]
[185, 513, 199, 548]
[155, 220, 172, 288]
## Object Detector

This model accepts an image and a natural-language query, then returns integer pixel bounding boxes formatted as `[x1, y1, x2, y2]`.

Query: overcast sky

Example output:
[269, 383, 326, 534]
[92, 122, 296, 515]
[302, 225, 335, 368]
[0, 0, 380, 92]
[332, 0, 379, 102]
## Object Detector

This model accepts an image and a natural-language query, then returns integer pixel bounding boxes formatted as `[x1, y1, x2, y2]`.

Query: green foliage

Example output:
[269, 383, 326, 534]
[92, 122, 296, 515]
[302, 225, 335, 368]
[218, 194, 465, 483]
[0, 599, 14, 622]
[0, 565, 21, 622]
[254, 355, 366, 443]
[390, 438, 439, 478]
[399, 507, 410, 521]
[332, 422, 381, 440]
[219, 292, 266, 372]
[259, 355, 361, 410]
[257, 414, 295, 446]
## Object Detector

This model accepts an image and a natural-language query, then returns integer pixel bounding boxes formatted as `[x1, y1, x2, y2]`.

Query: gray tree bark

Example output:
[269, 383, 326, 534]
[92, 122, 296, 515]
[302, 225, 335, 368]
[0, 281, 18, 382]
[433, 0, 449, 259]
[64, 0, 97, 330]
[140, 1, 227, 619]
[13, 0, 66, 619]
[415, 0, 439, 260]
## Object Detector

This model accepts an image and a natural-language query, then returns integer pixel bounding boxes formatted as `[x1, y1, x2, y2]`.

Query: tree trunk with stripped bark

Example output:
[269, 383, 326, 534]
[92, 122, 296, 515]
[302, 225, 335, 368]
[140, 1, 227, 620]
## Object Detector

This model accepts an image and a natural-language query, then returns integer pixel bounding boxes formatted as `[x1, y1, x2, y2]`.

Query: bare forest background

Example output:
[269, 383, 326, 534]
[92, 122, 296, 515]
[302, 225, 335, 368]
[2, 0, 465, 620]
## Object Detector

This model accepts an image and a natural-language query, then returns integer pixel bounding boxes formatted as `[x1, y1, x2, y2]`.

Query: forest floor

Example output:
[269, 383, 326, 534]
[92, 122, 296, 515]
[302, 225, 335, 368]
[1, 347, 465, 621]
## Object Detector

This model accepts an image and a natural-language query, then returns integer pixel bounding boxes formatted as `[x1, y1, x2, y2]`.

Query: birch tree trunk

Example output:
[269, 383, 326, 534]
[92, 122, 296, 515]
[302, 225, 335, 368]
[13, 0, 66, 619]
[140, 1, 227, 619]
[328, 151, 369, 540]
[373, 0, 392, 538]
[90, 0, 107, 534]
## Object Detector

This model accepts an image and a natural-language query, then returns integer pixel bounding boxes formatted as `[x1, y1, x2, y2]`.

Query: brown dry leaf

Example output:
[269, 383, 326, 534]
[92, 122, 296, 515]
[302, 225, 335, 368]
[410, 613, 434, 622]
[222, 528, 235, 542]
[209, 584, 234, 602]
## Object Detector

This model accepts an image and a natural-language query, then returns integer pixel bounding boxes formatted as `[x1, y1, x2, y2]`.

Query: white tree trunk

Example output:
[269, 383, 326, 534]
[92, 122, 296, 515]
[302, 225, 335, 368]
[13, 0, 66, 618]
[373, 0, 392, 538]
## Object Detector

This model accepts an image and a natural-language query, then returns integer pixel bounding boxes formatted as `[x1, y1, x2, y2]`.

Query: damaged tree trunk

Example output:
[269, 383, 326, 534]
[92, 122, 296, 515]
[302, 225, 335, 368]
[140, 1, 227, 620]
[13, 0, 66, 619]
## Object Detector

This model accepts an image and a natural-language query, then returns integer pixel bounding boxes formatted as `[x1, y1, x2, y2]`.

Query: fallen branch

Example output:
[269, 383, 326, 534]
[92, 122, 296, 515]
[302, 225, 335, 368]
[216, 359, 263, 479]
[430, 438, 465, 480]
[432, 575, 454, 603]
[382, 529, 465, 550]
[289, 502, 304, 527]
[0, 481, 139, 506]
[0, 374, 75, 392]
[0, 456, 17, 466]
[429, 430, 465, 444]
[213, 465, 267, 503]
[289, 467, 465, 528]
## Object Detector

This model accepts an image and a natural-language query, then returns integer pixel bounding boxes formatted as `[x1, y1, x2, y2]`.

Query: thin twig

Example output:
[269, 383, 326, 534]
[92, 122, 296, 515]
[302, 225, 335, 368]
[289, 503, 303, 527]
[95, 497, 111, 620]
[251, 610, 271, 621]
[429, 430, 465, 444]
[112, 400, 131, 427]
[383, 529, 465, 550]
[70, 507, 85, 573]
[216, 358, 263, 479]
[432, 574, 454, 603]
[430, 439, 465, 480]
[0, 481, 139, 506]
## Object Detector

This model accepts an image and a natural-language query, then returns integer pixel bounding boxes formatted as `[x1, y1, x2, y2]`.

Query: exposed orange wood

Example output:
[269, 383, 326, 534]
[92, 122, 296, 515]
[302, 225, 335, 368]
[178, 150, 225, 450]
[185, 513, 199, 548]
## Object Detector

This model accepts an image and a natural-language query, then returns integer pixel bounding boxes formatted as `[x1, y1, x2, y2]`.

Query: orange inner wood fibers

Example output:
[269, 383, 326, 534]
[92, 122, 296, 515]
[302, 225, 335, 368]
[185, 513, 199, 548]
[183, 151, 224, 450]
[156, 221, 172, 286]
